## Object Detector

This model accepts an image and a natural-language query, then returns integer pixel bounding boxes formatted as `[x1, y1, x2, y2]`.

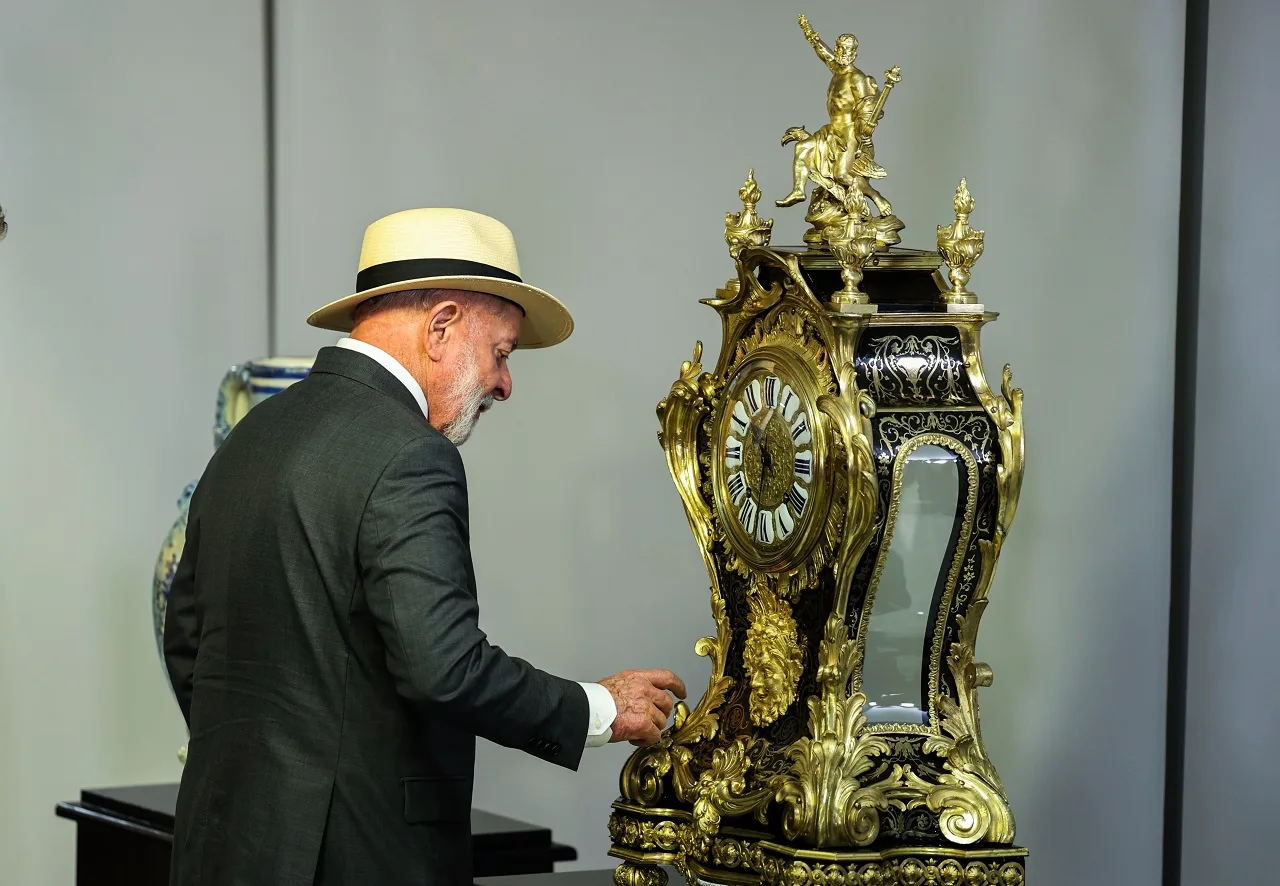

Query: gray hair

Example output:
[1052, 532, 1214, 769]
[353, 287, 510, 325]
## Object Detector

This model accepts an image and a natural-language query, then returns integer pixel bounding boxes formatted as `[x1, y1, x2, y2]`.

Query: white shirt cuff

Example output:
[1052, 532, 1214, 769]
[579, 682, 617, 748]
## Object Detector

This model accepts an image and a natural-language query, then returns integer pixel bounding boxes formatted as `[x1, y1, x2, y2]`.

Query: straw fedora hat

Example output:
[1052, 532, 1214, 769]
[306, 207, 573, 348]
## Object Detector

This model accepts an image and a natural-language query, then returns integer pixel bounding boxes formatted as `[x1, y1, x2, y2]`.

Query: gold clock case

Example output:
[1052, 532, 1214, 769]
[609, 246, 1026, 886]
[610, 18, 1027, 884]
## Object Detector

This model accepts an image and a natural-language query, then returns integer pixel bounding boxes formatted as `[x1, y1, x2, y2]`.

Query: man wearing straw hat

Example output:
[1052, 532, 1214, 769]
[163, 208, 686, 885]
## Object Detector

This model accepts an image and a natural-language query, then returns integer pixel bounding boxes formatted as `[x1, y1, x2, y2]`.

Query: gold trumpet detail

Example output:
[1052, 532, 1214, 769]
[937, 178, 985, 305]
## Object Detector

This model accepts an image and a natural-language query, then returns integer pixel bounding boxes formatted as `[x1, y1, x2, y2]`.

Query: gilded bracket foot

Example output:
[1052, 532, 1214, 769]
[614, 861, 669, 886]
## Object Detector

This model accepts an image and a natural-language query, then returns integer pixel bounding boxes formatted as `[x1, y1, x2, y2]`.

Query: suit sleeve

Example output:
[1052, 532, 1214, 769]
[357, 433, 590, 769]
[163, 485, 203, 728]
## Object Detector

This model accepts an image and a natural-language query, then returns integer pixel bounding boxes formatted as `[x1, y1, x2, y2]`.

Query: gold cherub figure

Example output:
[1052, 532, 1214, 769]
[777, 14, 903, 248]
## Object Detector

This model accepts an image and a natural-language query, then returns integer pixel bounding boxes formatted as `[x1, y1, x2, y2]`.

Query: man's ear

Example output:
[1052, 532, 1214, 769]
[423, 300, 463, 362]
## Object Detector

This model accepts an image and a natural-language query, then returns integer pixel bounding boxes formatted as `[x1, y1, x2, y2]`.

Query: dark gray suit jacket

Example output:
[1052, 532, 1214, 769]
[163, 345, 589, 886]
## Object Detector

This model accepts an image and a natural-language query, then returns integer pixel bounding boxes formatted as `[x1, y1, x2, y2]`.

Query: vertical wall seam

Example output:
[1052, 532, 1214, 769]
[264, 0, 277, 356]
[1163, 1, 1210, 884]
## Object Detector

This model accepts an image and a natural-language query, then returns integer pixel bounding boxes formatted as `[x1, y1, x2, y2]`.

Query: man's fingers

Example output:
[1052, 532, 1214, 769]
[650, 687, 675, 717]
[649, 705, 667, 734]
[631, 720, 660, 746]
[638, 669, 687, 699]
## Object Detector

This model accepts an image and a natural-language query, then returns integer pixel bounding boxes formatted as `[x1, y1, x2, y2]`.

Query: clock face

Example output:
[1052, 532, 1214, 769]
[718, 366, 818, 558]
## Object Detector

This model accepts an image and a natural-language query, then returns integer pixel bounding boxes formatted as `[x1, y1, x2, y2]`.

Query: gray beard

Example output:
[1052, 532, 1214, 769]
[440, 367, 494, 446]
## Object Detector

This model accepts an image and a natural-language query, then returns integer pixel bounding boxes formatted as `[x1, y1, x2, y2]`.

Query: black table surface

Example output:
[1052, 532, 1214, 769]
[57, 782, 575, 859]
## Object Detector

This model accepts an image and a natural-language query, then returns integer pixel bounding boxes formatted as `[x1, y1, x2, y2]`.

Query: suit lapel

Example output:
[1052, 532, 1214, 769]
[309, 346, 426, 418]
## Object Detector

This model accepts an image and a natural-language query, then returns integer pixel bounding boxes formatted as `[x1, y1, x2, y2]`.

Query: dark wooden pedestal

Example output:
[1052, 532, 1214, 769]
[56, 783, 577, 886]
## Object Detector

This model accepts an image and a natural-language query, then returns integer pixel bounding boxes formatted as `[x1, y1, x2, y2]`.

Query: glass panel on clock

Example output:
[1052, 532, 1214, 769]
[861, 443, 964, 726]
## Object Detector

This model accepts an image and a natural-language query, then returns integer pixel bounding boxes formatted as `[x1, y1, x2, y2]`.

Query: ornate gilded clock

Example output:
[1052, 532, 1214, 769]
[713, 336, 831, 576]
[609, 14, 1029, 886]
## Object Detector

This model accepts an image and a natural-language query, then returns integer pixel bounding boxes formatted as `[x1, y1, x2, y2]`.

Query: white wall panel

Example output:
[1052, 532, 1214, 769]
[0, 2, 267, 882]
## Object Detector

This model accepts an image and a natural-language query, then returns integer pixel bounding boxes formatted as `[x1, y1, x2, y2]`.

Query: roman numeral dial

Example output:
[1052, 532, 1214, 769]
[721, 371, 818, 551]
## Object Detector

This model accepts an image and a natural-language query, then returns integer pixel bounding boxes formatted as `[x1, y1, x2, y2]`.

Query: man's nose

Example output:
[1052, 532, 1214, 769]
[493, 365, 512, 401]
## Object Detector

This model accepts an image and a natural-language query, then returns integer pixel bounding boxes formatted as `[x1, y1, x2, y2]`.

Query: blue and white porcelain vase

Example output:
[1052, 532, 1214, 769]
[152, 357, 314, 661]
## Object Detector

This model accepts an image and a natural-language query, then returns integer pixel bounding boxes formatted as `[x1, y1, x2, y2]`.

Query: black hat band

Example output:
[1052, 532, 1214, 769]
[356, 257, 522, 294]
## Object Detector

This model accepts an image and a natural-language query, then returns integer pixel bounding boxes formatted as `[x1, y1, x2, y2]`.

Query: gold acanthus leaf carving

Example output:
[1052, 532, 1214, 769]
[656, 340, 719, 557]
[621, 591, 732, 806]
[817, 369, 879, 612]
[744, 582, 805, 727]
[623, 343, 735, 808]
[920, 540, 1015, 844]
[703, 248, 820, 383]
[674, 589, 734, 745]
[774, 612, 915, 848]
[995, 365, 1024, 551]
[731, 304, 831, 379]
[679, 741, 774, 856]
[958, 322, 1023, 558]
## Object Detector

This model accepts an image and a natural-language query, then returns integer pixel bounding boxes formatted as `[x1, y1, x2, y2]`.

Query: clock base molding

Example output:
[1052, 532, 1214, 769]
[609, 807, 1028, 886]
[610, 14, 1027, 885]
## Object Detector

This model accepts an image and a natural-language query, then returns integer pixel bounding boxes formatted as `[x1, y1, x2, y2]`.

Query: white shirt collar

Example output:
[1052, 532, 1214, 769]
[335, 337, 430, 419]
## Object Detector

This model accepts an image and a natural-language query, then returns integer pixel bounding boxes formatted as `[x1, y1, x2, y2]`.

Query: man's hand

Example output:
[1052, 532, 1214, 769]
[600, 669, 687, 746]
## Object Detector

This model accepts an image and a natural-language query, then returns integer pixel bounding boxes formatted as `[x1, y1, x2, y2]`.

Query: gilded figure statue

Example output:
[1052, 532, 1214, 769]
[777, 14, 903, 248]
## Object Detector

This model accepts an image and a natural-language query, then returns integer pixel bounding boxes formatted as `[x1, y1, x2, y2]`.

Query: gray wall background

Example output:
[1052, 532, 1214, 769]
[0, 1, 268, 883]
[1181, 1, 1280, 883]
[7, 1, 1253, 884]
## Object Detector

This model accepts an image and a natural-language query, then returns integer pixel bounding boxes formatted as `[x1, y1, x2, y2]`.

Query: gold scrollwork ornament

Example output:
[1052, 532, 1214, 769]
[620, 342, 736, 809]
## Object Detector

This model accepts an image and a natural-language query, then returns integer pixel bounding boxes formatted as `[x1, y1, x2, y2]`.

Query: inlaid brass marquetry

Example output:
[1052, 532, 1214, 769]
[612, 13, 1028, 884]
